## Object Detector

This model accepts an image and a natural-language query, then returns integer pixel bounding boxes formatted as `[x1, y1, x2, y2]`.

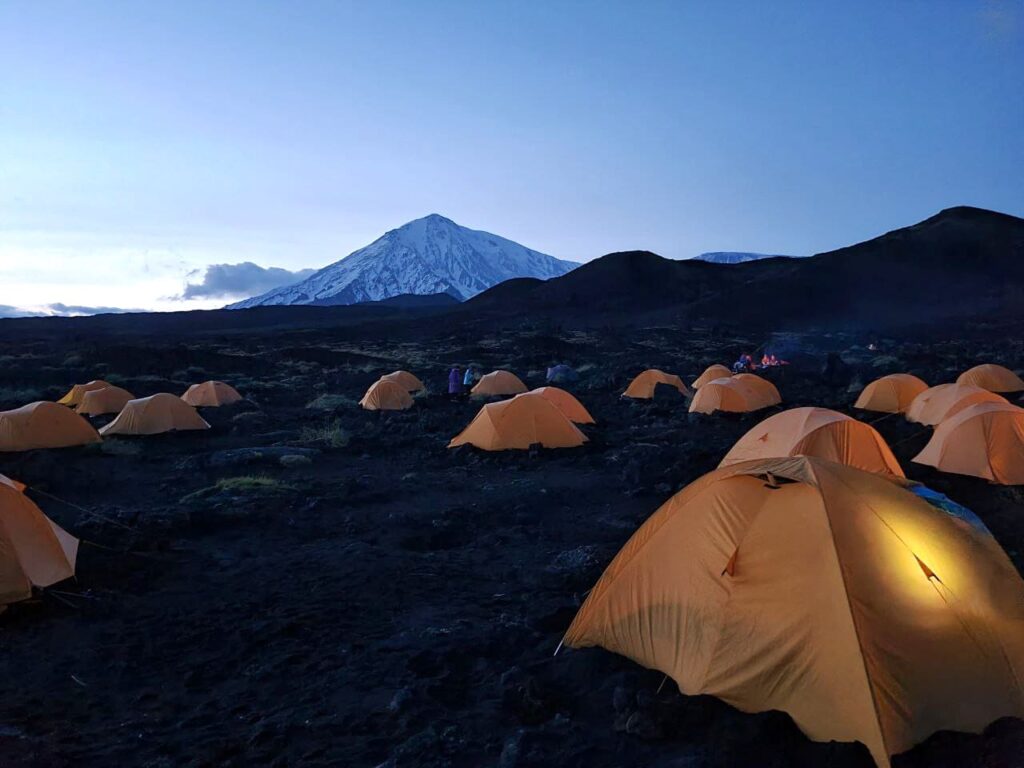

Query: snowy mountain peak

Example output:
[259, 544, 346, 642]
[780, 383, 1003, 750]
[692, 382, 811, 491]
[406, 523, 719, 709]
[229, 215, 577, 309]
[693, 251, 798, 264]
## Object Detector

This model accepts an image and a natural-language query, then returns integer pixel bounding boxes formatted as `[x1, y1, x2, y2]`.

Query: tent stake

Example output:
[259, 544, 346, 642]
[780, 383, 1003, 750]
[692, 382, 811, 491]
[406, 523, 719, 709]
[552, 639, 564, 657]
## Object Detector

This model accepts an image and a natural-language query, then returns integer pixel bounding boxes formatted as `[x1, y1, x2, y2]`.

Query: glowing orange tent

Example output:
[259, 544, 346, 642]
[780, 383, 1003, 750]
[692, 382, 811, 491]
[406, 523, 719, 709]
[57, 379, 111, 407]
[721, 407, 903, 476]
[381, 370, 425, 393]
[520, 387, 595, 424]
[359, 379, 414, 411]
[449, 393, 587, 451]
[689, 374, 780, 415]
[99, 393, 210, 436]
[182, 380, 242, 407]
[0, 481, 78, 607]
[913, 402, 1024, 484]
[854, 374, 928, 414]
[76, 385, 136, 417]
[562, 456, 1024, 768]
[692, 364, 733, 389]
[905, 383, 1007, 426]
[956, 364, 1024, 393]
[471, 370, 528, 398]
[0, 401, 101, 452]
[622, 369, 690, 399]
[0, 474, 26, 492]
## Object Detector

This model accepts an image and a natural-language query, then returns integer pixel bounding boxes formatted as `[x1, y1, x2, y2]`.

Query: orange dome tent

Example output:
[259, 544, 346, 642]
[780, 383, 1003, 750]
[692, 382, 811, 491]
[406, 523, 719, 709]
[689, 374, 780, 415]
[381, 370, 425, 393]
[57, 379, 111, 407]
[359, 379, 414, 411]
[562, 456, 1024, 768]
[905, 383, 1007, 426]
[182, 380, 242, 407]
[622, 369, 690, 399]
[913, 402, 1024, 484]
[855, 374, 928, 414]
[733, 373, 781, 403]
[720, 407, 903, 476]
[76, 385, 136, 417]
[0, 402, 101, 452]
[0, 482, 79, 607]
[470, 370, 528, 398]
[956, 364, 1024, 393]
[99, 393, 210, 436]
[520, 387, 595, 424]
[692, 364, 732, 389]
[449, 393, 587, 451]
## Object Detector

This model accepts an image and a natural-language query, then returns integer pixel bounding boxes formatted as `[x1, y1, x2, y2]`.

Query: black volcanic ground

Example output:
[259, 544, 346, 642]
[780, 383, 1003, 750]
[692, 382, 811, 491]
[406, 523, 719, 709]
[1, 316, 1024, 767]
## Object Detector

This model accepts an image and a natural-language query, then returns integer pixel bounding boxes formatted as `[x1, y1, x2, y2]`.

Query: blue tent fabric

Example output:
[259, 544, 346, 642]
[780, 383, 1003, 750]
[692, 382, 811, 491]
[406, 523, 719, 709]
[546, 365, 578, 383]
[910, 484, 993, 537]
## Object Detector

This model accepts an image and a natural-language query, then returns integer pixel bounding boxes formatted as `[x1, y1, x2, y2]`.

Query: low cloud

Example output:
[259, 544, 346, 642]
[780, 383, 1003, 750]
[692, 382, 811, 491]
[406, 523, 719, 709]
[0, 303, 146, 319]
[179, 262, 315, 300]
[47, 303, 147, 316]
[0, 305, 46, 318]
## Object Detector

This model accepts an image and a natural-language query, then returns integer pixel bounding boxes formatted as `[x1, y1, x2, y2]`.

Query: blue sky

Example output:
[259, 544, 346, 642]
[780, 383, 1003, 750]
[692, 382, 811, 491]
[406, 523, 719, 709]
[1, 0, 1021, 313]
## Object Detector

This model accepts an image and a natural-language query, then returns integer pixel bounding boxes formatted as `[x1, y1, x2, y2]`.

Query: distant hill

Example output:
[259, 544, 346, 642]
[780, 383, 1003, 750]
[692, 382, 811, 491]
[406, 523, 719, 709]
[229, 214, 576, 308]
[694, 251, 797, 264]
[466, 206, 1024, 329]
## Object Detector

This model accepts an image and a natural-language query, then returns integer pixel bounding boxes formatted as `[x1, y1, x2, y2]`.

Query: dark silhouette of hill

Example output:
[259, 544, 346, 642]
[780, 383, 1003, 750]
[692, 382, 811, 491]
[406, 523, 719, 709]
[465, 206, 1024, 329]
[351, 292, 461, 308]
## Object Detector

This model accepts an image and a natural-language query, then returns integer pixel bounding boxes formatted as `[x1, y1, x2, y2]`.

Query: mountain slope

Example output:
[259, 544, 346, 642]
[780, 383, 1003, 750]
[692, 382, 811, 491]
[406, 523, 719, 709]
[466, 206, 1024, 329]
[694, 251, 797, 264]
[229, 214, 576, 308]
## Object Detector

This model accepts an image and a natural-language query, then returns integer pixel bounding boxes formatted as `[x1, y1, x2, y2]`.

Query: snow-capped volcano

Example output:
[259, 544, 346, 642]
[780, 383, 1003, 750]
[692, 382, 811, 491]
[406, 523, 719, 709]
[228, 214, 576, 308]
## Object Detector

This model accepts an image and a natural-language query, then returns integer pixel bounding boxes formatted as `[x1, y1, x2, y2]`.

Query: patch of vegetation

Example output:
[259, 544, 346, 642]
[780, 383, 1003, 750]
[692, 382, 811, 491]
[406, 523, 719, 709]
[180, 474, 293, 504]
[306, 393, 355, 411]
[299, 420, 351, 448]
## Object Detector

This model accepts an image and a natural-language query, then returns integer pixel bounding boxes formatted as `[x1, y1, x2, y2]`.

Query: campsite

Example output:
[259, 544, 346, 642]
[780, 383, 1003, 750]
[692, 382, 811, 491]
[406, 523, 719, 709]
[2, 311, 1024, 768]
[3, 3, 1023, 766]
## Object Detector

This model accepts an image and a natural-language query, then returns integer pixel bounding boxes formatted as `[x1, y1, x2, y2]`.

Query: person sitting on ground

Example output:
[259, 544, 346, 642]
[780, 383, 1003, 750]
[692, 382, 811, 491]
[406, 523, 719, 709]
[762, 353, 771, 367]
[448, 367, 463, 400]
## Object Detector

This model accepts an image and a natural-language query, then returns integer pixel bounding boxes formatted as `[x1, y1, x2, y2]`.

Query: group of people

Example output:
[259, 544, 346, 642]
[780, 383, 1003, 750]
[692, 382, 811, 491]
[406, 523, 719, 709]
[447, 365, 477, 400]
[732, 352, 786, 373]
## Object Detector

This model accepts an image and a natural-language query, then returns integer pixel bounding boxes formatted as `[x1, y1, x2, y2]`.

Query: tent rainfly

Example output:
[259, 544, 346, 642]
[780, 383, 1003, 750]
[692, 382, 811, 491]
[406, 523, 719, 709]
[956, 364, 1024, 393]
[359, 379, 414, 411]
[0, 401, 102, 452]
[561, 456, 1024, 768]
[855, 374, 929, 414]
[380, 371, 425, 393]
[720, 407, 903, 476]
[99, 393, 210, 436]
[471, 370, 528, 398]
[0, 482, 79, 607]
[622, 369, 690, 400]
[449, 392, 587, 451]
[905, 383, 1007, 427]
[692, 364, 733, 389]
[182, 381, 243, 407]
